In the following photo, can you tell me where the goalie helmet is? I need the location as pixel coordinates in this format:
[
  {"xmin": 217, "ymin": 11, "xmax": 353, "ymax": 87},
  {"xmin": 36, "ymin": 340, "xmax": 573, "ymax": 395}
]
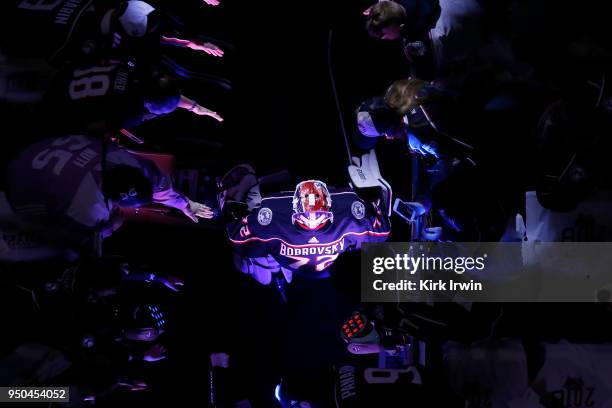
[{"xmin": 292, "ymin": 180, "xmax": 333, "ymax": 231}]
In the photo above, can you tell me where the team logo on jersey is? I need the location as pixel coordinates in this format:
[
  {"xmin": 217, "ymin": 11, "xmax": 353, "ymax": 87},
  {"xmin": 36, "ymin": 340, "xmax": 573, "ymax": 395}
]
[
  {"xmin": 257, "ymin": 207, "xmax": 273, "ymax": 226},
  {"xmin": 351, "ymin": 201, "xmax": 366, "ymax": 220}
]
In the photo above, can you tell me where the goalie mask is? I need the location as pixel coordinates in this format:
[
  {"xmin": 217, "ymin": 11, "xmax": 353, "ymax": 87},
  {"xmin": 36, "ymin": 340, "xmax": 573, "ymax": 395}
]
[{"xmin": 292, "ymin": 180, "xmax": 333, "ymax": 231}]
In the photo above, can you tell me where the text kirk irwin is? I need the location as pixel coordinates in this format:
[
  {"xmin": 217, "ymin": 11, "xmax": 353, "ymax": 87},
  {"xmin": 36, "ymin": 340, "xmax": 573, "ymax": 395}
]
[{"xmin": 372, "ymin": 279, "xmax": 483, "ymax": 292}]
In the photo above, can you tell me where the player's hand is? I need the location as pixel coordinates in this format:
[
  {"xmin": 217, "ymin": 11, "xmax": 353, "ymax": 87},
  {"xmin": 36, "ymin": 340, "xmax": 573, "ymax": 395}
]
[
  {"xmin": 421, "ymin": 226, "xmax": 442, "ymax": 241},
  {"xmin": 183, "ymin": 200, "xmax": 215, "ymax": 222},
  {"xmin": 143, "ymin": 344, "xmax": 167, "ymax": 362},
  {"xmin": 190, "ymin": 105, "xmax": 224, "ymax": 122},
  {"xmin": 348, "ymin": 343, "xmax": 382, "ymax": 355},
  {"xmin": 100, "ymin": 208, "xmax": 125, "ymax": 238},
  {"xmin": 422, "ymin": 143, "xmax": 439, "ymax": 158},
  {"xmin": 118, "ymin": 380, "xmax": 148, "ymax": 391},
  {"xmin": 407, "ymin": 133, "xmax": 438, "ymax": 158},
  {"xmin": 156, "ymin": 275, "xmax": 184, "ymax": 292},
  {"xmin": 406, "ymin": 201, "xmax": 428, "ymax": 221},
  {"xmin": 203, "ymin": 0, "xmax": 220, "ymax": 5},
  {"xmin": 187, "ymin": 41, "xmax": 224, "ymax": 57}
]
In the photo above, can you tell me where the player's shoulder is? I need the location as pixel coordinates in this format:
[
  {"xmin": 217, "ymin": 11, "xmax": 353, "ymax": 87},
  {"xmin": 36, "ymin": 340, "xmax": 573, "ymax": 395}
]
[
  {"xmin": 330, "ymin": 188, "xmax": 366, "ymax": 209},
  {"xmin": 11, "ymin": 0, "xmax": 95, "ymax": 21},
  {"xmin": 330, "ymin": 187, "xmax": 360, "ymax": 201},
  {"xmin": 259, "ymin": 191, "xmax": 294, "ymax": 208},
  {"xmin": 262, "ymin": 191, "xmax": 294, "ymax": 199},
  {"xmin": 329, "ymin": 188, "xmax": 374, "ymax": 225},
  {"xmin": 250, "ymin": 193, "xmax": 293, "ymax": 228}
]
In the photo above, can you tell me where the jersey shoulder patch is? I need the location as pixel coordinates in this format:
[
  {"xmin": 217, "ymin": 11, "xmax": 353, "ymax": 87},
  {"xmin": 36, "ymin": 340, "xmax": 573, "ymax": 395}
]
[
  {"xmin": 257, "ymin": 207, "xmax": 273, "ymax": 226},
  {"xmin": 350, "ymin": 200, "xmax": 366, "ymax": 220}
]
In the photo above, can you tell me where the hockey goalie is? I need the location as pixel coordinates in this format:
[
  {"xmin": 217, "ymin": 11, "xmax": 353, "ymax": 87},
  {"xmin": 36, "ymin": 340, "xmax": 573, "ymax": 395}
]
[{"xmin": 221, "ymin": 150, "xmax": 392, "ymax": 285}]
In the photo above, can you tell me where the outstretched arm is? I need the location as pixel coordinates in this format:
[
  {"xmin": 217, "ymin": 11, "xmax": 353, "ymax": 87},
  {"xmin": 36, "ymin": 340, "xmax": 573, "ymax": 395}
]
[
  {"xmin": 153, "ymin": 182, "xmax": 214, "ymax": 222},
  {"xmin": 142, "ymin": 161, "xmax": 214, "ymax": 222},
  {"xmin": 160, "ymin": 36, "xmax": 224, "ymax": 57},
  {"xmin": 178, "ymin": 95, "xmax": 224, "ymax": 122}
]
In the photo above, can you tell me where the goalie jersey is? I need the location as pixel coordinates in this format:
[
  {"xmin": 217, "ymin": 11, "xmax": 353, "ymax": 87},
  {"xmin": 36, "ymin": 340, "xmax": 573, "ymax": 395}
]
[{"xmin": 227, "ymin": 188, "xmax": 390, "ymax": 280}]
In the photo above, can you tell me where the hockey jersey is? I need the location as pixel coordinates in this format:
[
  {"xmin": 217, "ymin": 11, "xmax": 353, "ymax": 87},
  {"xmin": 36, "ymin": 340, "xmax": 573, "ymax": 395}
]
[
  {"xmin": 0, "ymin": 0, "xmax": 105, "ymax": 62},
  {"xmin": 227, "ymin": 189, "xmax": 390, "ymax": 280},
  {"xmin": 333, "ymin": 363, "xmax": 459, "ymax": 407},
  {"xmin": 43, "ymin": 62, "xmax": 146, "ymax": 132},
  {"xmin": 0, "ymin": 0, "xmax": 159, "ymax": 66},
  {"xmin": 6, "ymin": 135, "xmax": 189, "ymax": 230}
]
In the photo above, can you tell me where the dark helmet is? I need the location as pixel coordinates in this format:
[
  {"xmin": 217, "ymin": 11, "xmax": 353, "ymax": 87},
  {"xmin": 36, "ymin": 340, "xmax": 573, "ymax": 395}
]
[
  {"xmin": 102, "ymin": 164, "xmax": 153, "ymax": 207},
  {"xmin": 143, "ymin": 72, "xmax": 181, "ymax": 115},
  {"xmin": 121, "ymin": 303, "xmax": 167, "ymax": 342}
]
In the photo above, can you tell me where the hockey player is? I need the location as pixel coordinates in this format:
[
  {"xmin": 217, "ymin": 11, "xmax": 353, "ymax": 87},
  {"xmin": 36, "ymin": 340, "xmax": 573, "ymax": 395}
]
[
  {"xmin": 4, "ymin": 135, "xmax": 212, "ymax": 249},
  {"xmin": 41, "ymin": 61, "xmax": 223, "ymax": 135},
  {"xmin": 364, "ymin": 0, "xmax": 526, "ymax": 89},
  {"xmin": 222, "ymin": 150, "xmax": 391, "ymax": 285},
  {"xmin": 0, "ymin": 0, "xmax": 223, "ymax": 65},
  {"xmin": 355, "ymin": 79, "xmax": 475, "ymax": 158}
]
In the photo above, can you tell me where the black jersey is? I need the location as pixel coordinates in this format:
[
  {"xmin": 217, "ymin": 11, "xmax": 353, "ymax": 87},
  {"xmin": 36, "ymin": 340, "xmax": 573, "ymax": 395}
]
[
  {"xmin": 334, "ymin": 363, "xmax": 459, "ymax": 407},
  {"xmin": 0, "ymin": 0, "xmax": 112, "ymax": 63},
  {"xmin": 44, "ymin": 62, "xmax": 145, "ymax": 132}
]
